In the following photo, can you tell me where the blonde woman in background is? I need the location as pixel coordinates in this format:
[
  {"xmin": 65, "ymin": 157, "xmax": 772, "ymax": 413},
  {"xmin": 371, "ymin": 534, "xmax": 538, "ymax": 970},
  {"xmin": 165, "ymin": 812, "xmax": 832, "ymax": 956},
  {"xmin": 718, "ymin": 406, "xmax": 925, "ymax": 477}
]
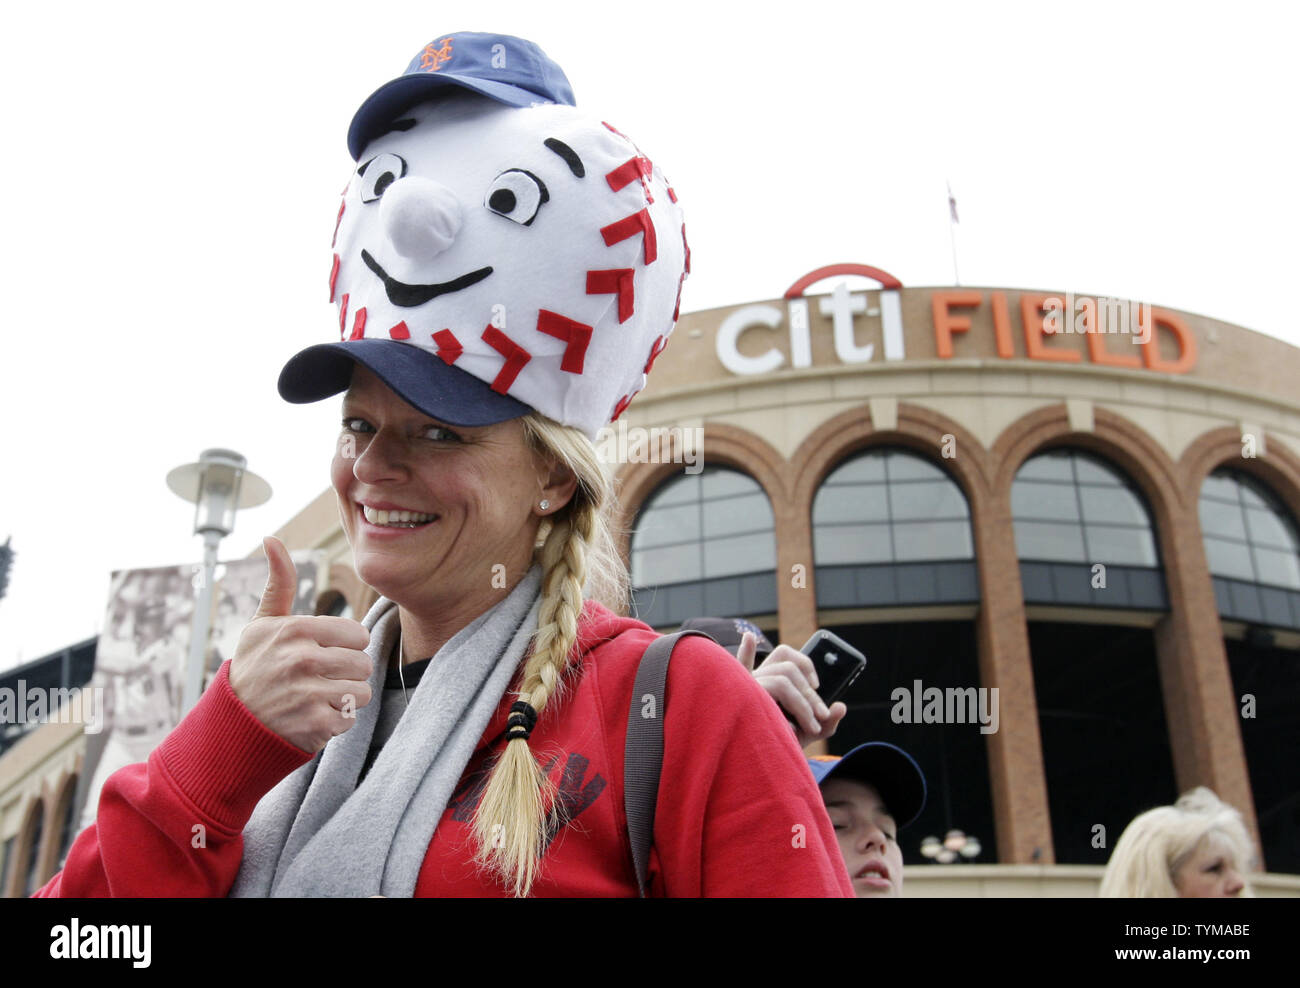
[{"xmin": 1099, "ymin": 787, "xmax": 1255, "ymax": 897}]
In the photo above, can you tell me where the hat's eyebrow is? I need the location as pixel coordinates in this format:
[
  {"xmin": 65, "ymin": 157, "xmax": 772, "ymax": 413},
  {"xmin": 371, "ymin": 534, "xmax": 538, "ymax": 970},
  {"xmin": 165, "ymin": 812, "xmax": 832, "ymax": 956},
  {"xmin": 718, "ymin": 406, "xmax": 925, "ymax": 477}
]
[{"xmin": 544, "ymin": 138, "xmax": 585, "ymax": 178}]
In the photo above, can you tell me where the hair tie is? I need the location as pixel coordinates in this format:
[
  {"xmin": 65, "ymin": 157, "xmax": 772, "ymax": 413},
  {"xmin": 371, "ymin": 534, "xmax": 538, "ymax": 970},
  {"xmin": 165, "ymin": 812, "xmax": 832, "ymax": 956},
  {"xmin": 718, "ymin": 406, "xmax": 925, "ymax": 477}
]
[{"xmin": 506, "ymin": 700, "xmax": 539, "ymax": 741}]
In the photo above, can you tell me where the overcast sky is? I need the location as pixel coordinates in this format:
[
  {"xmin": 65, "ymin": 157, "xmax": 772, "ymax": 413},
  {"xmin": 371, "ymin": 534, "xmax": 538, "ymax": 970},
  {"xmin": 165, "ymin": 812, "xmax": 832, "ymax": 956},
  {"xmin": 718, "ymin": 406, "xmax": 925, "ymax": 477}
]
[{"xmin": 1, "ymin": 0, "xmax": 1296, "ymax": 671}]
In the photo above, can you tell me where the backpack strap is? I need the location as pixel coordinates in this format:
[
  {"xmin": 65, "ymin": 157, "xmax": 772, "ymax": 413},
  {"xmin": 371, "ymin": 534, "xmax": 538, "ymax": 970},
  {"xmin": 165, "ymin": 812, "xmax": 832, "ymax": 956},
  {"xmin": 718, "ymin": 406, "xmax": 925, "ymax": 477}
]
[{"xmin": 624, "ymin": 629, "xmax": 713, "ymax": 898}]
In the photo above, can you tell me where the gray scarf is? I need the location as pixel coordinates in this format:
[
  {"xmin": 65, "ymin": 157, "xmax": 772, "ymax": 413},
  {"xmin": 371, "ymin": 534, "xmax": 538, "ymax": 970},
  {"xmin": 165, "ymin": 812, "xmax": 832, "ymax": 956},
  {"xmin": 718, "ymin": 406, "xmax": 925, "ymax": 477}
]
[{"xmin": 229, "ymin": 566, "xmax": 542, "ymax": 897}]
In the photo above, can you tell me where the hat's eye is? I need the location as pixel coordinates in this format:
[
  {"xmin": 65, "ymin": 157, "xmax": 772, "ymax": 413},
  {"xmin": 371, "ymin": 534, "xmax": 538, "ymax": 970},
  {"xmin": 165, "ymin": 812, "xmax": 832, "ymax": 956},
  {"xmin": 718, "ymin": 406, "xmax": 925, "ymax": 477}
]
[
  {"xmin": 357, "ymin": 153, "xmax": 407, "ymax": 202},
  {"xmin": 485, "ymin": 169, "xmax": 549, "ymax": 226}
]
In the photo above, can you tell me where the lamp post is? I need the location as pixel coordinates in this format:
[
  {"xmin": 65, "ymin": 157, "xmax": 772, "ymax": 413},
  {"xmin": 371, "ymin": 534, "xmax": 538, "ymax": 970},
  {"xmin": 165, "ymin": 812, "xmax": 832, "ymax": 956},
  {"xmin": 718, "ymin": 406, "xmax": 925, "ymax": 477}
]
[
  {"xmin": 167, "ymin": 449, "xmax": 271, "ymax": 713},
  {"xmin": 920, "ymin": 829, "xmax": 982, "ymax": 864},
  {"xmin": 0, "ymin": 536, "xmax": 13, "ymax": 602}
]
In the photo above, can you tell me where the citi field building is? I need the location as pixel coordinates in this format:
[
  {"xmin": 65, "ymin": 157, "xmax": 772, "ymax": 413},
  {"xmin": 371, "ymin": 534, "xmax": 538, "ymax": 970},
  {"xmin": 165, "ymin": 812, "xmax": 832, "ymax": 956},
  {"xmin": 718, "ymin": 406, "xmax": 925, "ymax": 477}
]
[
  {"xmin": 274, "ymin": 264, "xmax": 1300, "ymax": 891},
  {"xmin": 611, "ymin": 265, "xmax": 1299, "ymax": 889}
]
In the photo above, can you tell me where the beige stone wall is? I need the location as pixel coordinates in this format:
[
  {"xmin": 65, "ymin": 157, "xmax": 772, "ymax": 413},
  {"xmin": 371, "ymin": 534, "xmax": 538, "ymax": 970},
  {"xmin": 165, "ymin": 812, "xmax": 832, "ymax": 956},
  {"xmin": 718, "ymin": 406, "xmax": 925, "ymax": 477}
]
[
  {"xmin": 906, "ymin": 865, "xmax": 1300, "ymax": 897},
  {"xmin": 621, "ymin": 359, "xmax": 1300, "ymax": 469}
]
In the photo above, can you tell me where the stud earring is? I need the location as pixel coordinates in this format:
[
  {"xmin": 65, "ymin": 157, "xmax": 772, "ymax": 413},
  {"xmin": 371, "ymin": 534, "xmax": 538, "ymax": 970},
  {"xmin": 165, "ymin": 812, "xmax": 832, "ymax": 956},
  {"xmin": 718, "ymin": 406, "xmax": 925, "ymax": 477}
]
[{"xmin": 539, "ymin": 499, "xmax": 550, "ymax": 511}]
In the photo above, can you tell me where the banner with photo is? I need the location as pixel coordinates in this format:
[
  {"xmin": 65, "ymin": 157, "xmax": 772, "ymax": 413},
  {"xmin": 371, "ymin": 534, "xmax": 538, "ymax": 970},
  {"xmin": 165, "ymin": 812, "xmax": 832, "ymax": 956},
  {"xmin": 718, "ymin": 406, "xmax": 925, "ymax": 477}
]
[{"xmin": 74, "ymin": 552, "xmax": 326, "ymax": 831}]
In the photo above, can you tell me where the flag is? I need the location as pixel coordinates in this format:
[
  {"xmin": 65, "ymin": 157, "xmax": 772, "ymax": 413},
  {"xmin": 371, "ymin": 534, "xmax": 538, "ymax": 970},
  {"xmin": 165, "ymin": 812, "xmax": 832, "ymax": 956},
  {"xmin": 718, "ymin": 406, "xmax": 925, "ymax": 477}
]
[{"xmin": 948, "ymin": 182, "xmax": 959, "ymax": 224}]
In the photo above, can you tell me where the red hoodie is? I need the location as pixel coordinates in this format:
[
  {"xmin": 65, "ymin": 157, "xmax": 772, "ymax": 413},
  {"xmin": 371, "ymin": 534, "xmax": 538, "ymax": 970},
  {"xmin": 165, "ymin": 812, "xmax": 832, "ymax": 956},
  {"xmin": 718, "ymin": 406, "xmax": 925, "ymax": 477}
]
[{"xmin": 36, "ymin": 600, "xmax": 853, "ymax": 897}]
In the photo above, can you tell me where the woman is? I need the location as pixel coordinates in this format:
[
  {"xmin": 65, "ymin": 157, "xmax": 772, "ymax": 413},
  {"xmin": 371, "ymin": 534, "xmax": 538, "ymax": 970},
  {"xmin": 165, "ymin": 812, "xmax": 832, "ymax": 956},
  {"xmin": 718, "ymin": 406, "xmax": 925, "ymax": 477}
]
[
  {"xmin": 36, "ymin": 31, "xmax": 851, "ymax": 898},
  {"xmin": 1099, "ymin": 787, "xmax": 1255, "ymax": 898}
]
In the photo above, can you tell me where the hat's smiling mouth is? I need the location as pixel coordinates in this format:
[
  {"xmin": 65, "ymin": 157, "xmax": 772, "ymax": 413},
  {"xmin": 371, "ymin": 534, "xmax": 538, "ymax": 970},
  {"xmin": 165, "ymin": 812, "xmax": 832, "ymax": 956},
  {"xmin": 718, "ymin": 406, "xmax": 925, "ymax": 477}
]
[{"xmin": 361, "ymin": 249, "xmax": 493, "ymax": 307}]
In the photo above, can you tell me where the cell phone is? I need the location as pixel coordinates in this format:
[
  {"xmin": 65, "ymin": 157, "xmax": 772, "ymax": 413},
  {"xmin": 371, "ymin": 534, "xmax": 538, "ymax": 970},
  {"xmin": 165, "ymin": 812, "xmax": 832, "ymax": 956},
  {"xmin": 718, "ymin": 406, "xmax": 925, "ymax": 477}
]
[{"xmin": 799, "ymin": 630, "xmax": 867, "ymax": 707}]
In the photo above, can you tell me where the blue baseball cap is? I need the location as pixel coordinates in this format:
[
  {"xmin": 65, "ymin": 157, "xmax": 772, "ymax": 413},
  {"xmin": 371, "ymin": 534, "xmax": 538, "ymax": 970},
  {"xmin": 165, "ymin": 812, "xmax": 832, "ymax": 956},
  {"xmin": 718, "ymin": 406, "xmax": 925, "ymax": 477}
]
[
  {"xmin": 347, "ymin": 32, "xmax": 577, "ymax": 159},
  {"xmin": 808, "ymin": 742, "xmax": 927, "ymax": 829},
  {"xmin": 278, "ymin": 339, "xmax": 531, "ymax": 427}
]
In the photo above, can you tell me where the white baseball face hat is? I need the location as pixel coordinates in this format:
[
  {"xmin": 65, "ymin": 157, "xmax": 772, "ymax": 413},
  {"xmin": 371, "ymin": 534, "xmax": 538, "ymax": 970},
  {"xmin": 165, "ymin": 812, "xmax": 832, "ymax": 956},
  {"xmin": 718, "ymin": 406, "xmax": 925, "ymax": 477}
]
[{"xmin": 279, "ymin": 37, "xmax": 688, "ymax": 440}]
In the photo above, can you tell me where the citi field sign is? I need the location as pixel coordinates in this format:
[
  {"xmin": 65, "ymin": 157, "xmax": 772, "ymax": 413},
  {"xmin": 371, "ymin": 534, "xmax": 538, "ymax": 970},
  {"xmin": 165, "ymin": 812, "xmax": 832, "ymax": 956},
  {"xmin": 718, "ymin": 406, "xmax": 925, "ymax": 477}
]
[{"xmin": 713, "ymin": 264, "xmax": 1197, "ymax": 376}]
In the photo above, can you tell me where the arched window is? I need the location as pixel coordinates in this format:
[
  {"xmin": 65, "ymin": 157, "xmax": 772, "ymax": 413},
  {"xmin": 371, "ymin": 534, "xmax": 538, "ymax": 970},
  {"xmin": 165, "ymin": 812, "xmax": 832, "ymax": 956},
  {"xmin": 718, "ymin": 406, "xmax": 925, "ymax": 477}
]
[
  {"xmin": 630, "ymin": 467, "xmax": 776, "ymax": 627},
  {"xmin": 56, "ymin": 776, "xmax": 80, "ymax": 868},
  {"xmin": 811, "ymin": 453, "xmax": 987, "ymax": 852},
  {"xmin": 1012, "ymin": 449, "xmax": 1166, "ymax": 609},
  {"xmin": 21, "ymin": 800, "xmax": 45, "ymax": 897},
  {"xmin": 0, "ymin": 836, "xmax": 14, "ymax": 897},
  {"xmin": 1200, "ymin": 469, "xmax": 1300, "ymax": 629},
  {"xmin": 811, "ymin": 448, "xmax": 977, "ymax": 608}
]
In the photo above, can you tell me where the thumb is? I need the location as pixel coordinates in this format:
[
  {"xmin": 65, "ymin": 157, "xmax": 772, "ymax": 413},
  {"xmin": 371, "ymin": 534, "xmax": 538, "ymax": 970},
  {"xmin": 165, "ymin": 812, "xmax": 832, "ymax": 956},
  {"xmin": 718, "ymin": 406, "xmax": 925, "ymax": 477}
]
[
  {"xmin": 736, "ymin": 631, "xmax": 757, "ymax": 672},
  {"xmin": 255, "ymin": 536, "xmax": 299, "ymax": 619}
]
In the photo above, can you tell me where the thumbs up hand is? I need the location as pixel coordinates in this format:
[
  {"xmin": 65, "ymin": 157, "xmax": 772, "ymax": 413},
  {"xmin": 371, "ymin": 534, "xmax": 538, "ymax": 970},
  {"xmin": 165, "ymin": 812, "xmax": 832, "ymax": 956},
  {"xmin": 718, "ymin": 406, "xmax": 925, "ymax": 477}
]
[{"xmin": 227, "ymin": 536, "xmax": 373, "ymax": 753}]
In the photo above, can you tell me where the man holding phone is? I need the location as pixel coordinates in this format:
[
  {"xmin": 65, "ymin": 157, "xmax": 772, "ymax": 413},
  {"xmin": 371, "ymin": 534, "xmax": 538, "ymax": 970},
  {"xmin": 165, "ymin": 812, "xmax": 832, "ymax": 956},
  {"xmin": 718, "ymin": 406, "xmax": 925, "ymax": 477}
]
[{"xmin": 678, "ymin": 618, "xmax": 848, "ymax": 745}]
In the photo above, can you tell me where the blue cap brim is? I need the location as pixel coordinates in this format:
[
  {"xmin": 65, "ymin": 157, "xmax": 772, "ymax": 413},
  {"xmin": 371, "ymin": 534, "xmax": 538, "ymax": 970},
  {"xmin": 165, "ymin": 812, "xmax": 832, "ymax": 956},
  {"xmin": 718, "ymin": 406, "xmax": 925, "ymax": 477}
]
[
  {"xmin": 277, "ymin": 339, "xmax": 531, "ymax": 427},
  {"xmin": 808, "ymin": 742, "xmax": 927, "ymax": 829},
  {"xmin": 348, "ymin": 74, "xmax": 552, "ymax": 159}
]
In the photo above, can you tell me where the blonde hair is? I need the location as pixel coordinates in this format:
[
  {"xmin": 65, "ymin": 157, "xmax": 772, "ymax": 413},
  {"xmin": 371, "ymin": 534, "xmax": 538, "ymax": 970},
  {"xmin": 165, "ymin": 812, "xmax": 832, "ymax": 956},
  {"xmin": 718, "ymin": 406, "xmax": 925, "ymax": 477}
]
[
  {"xmin": 1099, "ymin": 787, "xmax": 1255, "ymax": 897},
  {"xmin": 470, "ymin": 413, "xmax": 628, "ymax": 896}
]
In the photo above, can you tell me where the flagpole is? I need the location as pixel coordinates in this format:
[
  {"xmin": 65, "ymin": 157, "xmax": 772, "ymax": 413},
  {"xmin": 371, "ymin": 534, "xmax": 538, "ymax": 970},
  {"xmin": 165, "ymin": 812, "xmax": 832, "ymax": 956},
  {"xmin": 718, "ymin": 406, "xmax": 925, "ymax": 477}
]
[{"xmin": 947, "ymin": 181, "xmax": 960, "ymax": 286}]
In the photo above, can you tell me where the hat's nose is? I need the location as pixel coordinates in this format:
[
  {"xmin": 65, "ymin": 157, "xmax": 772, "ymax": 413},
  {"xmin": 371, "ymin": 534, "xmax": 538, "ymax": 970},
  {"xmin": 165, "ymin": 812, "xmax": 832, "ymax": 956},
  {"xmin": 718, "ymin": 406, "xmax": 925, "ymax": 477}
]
[{"xmin": 379, "ymin": 176, "xmax": 463, "ymax": 262}]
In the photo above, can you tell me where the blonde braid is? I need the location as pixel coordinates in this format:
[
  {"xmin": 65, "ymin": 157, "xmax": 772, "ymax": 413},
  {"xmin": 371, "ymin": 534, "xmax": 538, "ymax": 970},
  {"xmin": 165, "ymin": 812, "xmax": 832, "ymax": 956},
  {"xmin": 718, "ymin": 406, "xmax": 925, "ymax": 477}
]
[{"xmin": 471, "ymin": 493, "xmax": 598, "ymax": 897}]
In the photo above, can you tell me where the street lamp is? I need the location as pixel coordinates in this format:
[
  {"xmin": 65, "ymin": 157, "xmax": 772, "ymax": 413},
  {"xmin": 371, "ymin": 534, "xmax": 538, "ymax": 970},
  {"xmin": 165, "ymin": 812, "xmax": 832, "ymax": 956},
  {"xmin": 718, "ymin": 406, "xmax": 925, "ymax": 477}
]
[
  {"xmin": 166, "ymin": 449, "xmax": 271, "ymax": 712},
  {"xmin": 920, "ymin": 829, "xmax": 982, "ymax": 864},
  {"xmin": 0, "ymin": 536, "xmax": 13, "ymax": 602}
]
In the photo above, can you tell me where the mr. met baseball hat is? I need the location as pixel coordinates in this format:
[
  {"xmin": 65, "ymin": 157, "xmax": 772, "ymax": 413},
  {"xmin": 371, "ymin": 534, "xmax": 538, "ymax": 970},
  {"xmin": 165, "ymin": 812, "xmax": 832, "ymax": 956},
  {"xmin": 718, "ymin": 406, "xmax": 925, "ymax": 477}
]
[{"xmin": 281, "ymin": 31, "xmax": 688, "ymax": 442}]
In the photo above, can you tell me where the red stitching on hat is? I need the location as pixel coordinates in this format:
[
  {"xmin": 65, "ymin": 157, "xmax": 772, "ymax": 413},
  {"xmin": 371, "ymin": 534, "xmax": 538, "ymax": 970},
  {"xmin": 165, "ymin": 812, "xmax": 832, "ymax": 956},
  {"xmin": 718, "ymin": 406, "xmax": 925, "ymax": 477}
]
[
  {"xmin": 606, "ymin": 156, "xmax": 654, "ymax": 203},
  {"xmin": 644, "ymin": 335, "xmax": 668, "ymax": 374},
  {"xmin": 432, "ymin": 329, "xmax": 462, "ymax": 365},
  {"xmin": 611, "ymin": 388, "xmax": 640, "ymax": 421},
  {"xmin": 671, "ymin": 224, "xmax": 691, "ymax": 321},
  {"xmin": 339, "ymin": 294, "xmax": 349, "ymax": 341},
  {"xmin": 537, "ymin": 310, "xmax": 593, "ymax": 374},
  {"xmin": 585, "ymin": 269, "xmax": 635, "ymax": 323},
  {"xmin": 601, "ymin": 209, "xmax": 657, "ymax": 265},
  {"xmin": 389, "ymin": 321, "xmax": 410, "ymax": 340},
  {"xmin": 332, "ymin": 200, "xmax": 346, "ymax": 249},
  {"xmin": 329, "ymin": 253, "xmax": 340, "ymax": 303},
  {"xmin": 349, "ymin": 307, "xmax": 367, "ymax": 341},
  {"xmin": 667, "ymin": 187, "xmax": 678, "ymax": 204},
  {"xmin": 601, "ymin": 122, "xmax": 651, "ymax": 166},
  {"xmin": 482, "ymin": 325, "xmax": 531, "ymax": 394}
]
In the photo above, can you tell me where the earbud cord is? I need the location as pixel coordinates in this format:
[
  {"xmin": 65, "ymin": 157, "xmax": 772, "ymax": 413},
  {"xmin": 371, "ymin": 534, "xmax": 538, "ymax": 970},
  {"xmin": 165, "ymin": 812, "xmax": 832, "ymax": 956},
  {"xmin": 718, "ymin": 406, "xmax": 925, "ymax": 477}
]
[{"xmin": 397, "ymin": 628, "xmax": 409, "ymax": 708}]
